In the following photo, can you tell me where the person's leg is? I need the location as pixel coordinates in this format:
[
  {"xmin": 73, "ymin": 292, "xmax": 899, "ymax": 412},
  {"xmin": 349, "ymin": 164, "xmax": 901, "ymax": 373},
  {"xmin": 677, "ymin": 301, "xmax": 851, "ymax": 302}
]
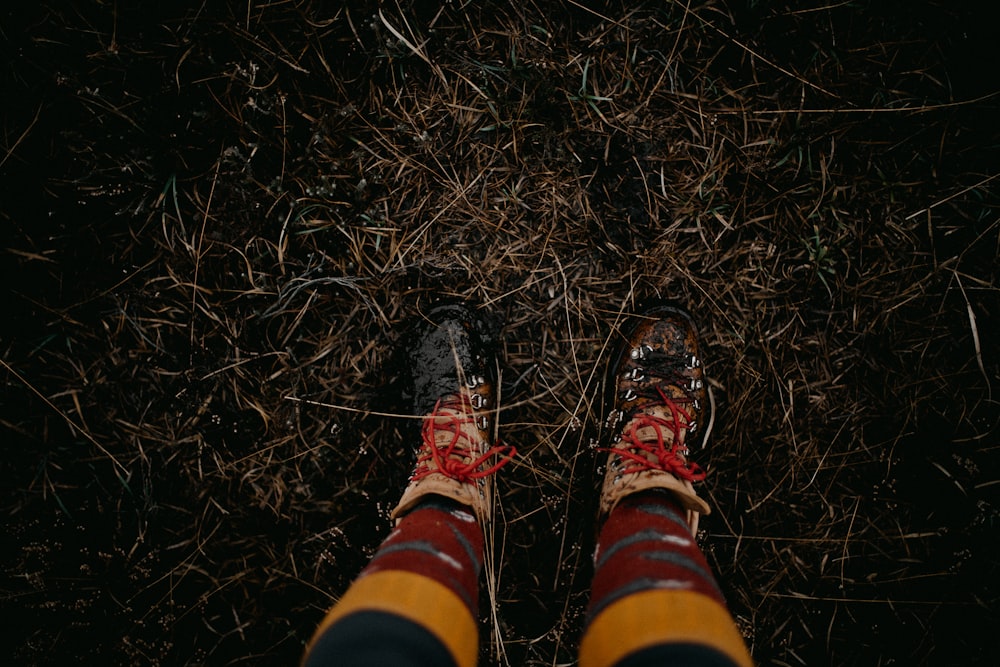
[
  {"xmin": 580, "ymin": 305, "xmax": 753, "ymax": 667},
  {"xmin": 303, "ymin": 303, "xmax": 514, "ymax": 667},
  {"xmin": 304, "ymin": 498, "xmax": 483, "ymax": 667},
  {"xmin": 582, "ymin": 490, "xmax": 751, "ymax": 667}
]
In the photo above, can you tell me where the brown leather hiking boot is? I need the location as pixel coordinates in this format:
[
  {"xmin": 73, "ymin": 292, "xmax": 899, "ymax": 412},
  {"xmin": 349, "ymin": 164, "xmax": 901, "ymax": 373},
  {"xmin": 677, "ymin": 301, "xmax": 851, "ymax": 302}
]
[
  {"xmin": 390, "ymin": 303, "xmax": 515, "ymax": 525},
  {"xmin": 599, "ymin": 304, "xmax": 712, "ymax": 535}
]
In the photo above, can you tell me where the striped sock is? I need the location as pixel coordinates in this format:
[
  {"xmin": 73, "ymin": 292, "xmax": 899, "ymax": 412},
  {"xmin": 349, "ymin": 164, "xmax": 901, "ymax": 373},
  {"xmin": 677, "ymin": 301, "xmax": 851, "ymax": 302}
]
[
  {"xmin": 581, "ymin": 491, "xmax": 753, "ymax": 667},
  {"xmin": 363, "ymin": 497, "xmax": 482, "ymax": 611},
  {"xmin": 304, "ymin": 498, "xmax": 482, "ymax": 667}
]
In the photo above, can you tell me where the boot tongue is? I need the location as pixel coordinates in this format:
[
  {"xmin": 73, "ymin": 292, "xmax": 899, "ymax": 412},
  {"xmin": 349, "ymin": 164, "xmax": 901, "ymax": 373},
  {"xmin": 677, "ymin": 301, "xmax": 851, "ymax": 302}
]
[
  {"xmin": 634, "ymin": 405, "xmax": 685, "ymax": 446},
  {"xmin": 427, "ymin": 395, "xmax": 484, "ymax": 452},
  {"xmin": 626, "ymin": 381, "xmax": 690, "ymax": 417}
]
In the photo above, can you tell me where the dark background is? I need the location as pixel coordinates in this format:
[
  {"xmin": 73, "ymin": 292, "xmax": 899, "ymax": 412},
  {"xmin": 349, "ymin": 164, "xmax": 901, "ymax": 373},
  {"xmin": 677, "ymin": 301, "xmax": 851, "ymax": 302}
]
[{"xmin": 2, "ymin": 1, "xmax": 998, "ymax": 664}]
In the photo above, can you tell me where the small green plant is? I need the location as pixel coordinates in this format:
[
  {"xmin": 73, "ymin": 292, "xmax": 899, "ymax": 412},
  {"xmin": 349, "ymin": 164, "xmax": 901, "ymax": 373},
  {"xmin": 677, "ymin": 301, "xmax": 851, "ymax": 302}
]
[
  {"xmin": 804, "ymin": 224, "xmax": 836, "ymax": 296},
  {"xmin": 568, "ymin": 57, "xmax": 613, "ymax": 116}
]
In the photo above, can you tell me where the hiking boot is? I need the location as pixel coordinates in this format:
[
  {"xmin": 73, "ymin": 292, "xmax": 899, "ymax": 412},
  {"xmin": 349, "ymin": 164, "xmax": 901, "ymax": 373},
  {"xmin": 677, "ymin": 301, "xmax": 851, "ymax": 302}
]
[
  {"xmin": 599, "ymin": 304, "xmax": 712, "ymax": 534},
  {"xmin": 390, "ymin": 302, "xmax": 515, "ymax": 525}
]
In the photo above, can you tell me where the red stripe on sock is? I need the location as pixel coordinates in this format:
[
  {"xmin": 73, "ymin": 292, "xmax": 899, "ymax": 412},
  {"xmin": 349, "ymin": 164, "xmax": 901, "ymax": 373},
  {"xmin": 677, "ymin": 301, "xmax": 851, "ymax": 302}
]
[
  {"xmin": 589, "ymin": 491, "xmax": 724, "ymax": 617},
  {"xmin": 364, "ymin": 501, "xmax": 483, "ymax": 615}
]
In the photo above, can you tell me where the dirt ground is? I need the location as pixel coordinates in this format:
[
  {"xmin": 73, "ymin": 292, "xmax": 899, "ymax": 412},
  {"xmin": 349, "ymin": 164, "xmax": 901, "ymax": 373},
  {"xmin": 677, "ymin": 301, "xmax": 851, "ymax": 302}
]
[{"xmin": 2, "ymin": 1, "xmax": 998, "ymax": 664}]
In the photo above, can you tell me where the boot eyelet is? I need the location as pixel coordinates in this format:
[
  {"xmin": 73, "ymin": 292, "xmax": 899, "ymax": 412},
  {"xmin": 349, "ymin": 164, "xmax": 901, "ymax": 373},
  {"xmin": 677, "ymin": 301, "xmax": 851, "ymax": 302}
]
[
  {"xmin": 623, "ymin": 367, "xmax": 645, "ymax": 381},
  {"xmin": 470, "ymin": 393, "xmax": 486, "ymax": 409},
  {"xmin": 629, "ymin": 345, "xmax": 652, "ymax": 361}
]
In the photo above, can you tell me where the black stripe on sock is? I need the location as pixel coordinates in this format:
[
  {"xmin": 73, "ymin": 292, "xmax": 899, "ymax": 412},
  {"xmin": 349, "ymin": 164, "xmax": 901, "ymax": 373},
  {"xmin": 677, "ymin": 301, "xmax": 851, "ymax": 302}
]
[
  {"xmin": 304, "ymin": 610, "xmax": 459, "ymax": 667},
  {"xmin": 614, "ymin": 642, "xmax": 743, "ymax": 667}
]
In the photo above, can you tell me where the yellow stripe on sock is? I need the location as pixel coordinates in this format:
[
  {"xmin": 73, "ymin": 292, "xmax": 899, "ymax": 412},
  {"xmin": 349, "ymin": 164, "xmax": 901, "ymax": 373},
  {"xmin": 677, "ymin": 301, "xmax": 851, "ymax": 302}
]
[
  {"xmin": 580, "ymin": 589, "xmax": 753, "ymax": 667},
  {"xmin": 305, "ymin": 570, "xmax": 478, "ymax": 667}
]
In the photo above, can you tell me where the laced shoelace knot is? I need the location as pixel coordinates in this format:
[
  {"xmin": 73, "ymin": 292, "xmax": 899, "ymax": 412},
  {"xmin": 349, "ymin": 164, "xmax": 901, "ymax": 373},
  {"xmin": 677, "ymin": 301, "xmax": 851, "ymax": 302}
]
[
  {"xmin": 411, "ymin": 394, "xmax": 515, "ymax": 484},
  {"xmin": 609, "ymin": 354, "xmax": 706, "ymax": 482}
]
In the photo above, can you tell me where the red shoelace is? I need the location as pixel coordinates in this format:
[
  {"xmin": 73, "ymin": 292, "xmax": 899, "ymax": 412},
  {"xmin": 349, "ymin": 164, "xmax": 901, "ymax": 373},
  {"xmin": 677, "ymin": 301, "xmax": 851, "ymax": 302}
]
[
  {"xmin": 609, "ymin": 389, "xmax": 706, "ymax": 482},
  {"xmin": 411, "ymin": 395, "xmax": 516, "ymax": 484}
]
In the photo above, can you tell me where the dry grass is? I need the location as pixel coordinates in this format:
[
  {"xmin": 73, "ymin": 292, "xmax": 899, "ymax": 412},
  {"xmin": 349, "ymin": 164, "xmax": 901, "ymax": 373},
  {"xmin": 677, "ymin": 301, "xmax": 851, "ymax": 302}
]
[{"xmin": 2, "ymin": 1, "xmax": 998, "ymax": 664}]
